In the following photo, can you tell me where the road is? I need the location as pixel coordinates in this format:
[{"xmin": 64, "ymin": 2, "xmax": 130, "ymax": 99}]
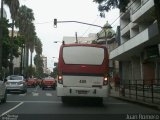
[{"xmin": 0, "ymin": 86, "xmax": 159, "ymax": 120}]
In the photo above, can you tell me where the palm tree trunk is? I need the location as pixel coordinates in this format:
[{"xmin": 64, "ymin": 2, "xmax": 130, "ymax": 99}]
[
  {"xmin": 25, "ymin": 46, "xmax": 29, "ymax": 78},
  {"xmin": 9, "ymin": 19, "xmax": 14, "ymax": 75},
  {"xmin": 30, "ymin": 52, "xmax": 33, "ymax": 68},
  {"xmin": 20, "ymin": 45, "xmax": 24, "ymax": 75}
]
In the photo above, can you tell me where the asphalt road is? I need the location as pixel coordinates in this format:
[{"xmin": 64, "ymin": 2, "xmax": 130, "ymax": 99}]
[{"xmin": 0, "ymin": 86, "xmax": 159, "ymax": 120}]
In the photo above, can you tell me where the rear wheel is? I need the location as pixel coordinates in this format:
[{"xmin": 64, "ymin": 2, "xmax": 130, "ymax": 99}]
[
  {"xmin": 96, "ymin": 98, "xmax": 103, "ymax": 105},
  {"xmin": 61, "ymin": 96, "xmax": 69, "ymax": 103},
  {"xmin": 22, "ymin": 88, "xmax": 27, "ymax": 93}
]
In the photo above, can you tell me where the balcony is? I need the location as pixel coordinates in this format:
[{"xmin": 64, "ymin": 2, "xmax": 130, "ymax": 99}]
[
  {"xmin": 121, "ymin": 23, "xmax": 130, "ymax": 37},
  {"xmin": 110, "ymin": 22, "xmax": 159, "ymax": 60},
  {"xmin": 131, "ymin": 0, "xmax": 154, "ymax": 23}
]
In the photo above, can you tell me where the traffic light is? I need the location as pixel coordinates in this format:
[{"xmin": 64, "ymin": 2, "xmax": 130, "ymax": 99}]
[{"xmin": 54, "ymin": 19, "xmax": 57, "ymax": 28}]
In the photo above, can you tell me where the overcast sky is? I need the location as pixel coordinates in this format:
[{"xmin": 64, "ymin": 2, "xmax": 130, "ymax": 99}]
[{"xmin": 2, "ymin": 0, "xmax": 119, "ymax": 70}]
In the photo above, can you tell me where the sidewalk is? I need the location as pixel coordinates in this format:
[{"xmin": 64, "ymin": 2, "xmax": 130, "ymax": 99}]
[{"xmin": 110, "ymin": 87, "xmax": 160, "ymax": 110}]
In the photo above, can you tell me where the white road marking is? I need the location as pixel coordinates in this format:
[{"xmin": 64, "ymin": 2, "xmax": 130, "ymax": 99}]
[
  {"xmin": 7, "ymin": 101, "xmax": 62, "ymax": 104},
  {"xmin": 0, "ymin": 102, "xmax": 24, "ymax": 117},
  {"xmin": 32, "ymin": 92, "xmax": 39, "ymax": 96},
  {"xmin": 33, "ymin": 86, "xmax": 38, "ymax": 92},
  {"xmin": 19, "ymin": 94, "xmax": 26, "ymax": 96},
  {"xmin": 46, "ymin": 93, "xmax": 52, "ymax": 96},
  {"xmin": 107, "ymin": 102, "xmax": 128, "ymax": 105}
]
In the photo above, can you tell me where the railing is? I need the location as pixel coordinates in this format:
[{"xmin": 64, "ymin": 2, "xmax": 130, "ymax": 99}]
[{"xmin": 119, "ymin": 79, "xmax": 160, "ymax": 105}]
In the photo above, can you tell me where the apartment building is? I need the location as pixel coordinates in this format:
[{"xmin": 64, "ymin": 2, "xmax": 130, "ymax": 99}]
[{"xmin": 110, "ymin": 0, "xmax": 160, "ymax": 84}]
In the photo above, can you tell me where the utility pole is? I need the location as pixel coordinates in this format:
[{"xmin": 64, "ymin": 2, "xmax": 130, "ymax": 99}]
[
  {"xmin": 0, "ymin": 0, "xmax": 4, "ymax": 77},
  {"xmin": 75, "ymin": 32, "xmax": 78, "ymax": 43}
]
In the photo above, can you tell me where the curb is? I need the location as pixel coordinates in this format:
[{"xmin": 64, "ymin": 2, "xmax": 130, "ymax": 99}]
[{"xmin": 110, "ymin": 95, "xmax": 160, "ymax": 110}]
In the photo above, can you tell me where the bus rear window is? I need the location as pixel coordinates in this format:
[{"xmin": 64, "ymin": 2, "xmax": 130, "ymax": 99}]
[{"xmin": 62, "ymin": 46, "xmax": 104, "ymax": 65}]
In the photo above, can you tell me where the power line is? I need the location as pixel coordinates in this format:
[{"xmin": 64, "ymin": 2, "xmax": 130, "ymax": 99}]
[
  {"xmin": 34, "ymin": 20, "xmax": 53, "ymax": 25},
  {"xmin": 33, "ymin": 0, "xmax": 136, "ymax": 31},
  {"xmin": 80, "ymin": 16, "xmax": 99, "ymax": 37},
  {"xmin": 110, "ymin": 0, "xmax": 136, "ymax": 26}
]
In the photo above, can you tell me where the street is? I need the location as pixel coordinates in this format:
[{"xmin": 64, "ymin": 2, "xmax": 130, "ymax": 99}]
[{"xmin": 0, "ymin": 86, "xmax": 159, "ymax": 120}]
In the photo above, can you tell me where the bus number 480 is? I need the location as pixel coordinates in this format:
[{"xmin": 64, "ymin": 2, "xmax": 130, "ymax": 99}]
[{"xmin": 79, "ymin": 80, "xmax": 86, "ymax": 83}]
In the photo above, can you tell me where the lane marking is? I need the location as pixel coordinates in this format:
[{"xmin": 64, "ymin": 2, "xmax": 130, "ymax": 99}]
[
  {"xmin": 19, "ymin": 94, "xmax": 26, "ymax": 96},
  {"xmin": 33, "ymin": 86, "xmax": 38, "ymax": 92},
  {"xmin": 32, "ymin": 92, "xmax": 39, "ymax": 96},
  {"xmin": 106, "ymin": 103, "xmax": 128, "ymax": 105},
  {"xmin": 46, "ymin": 93, "xmax": 52, "ymax": 96},
  {"xmin": 0, "ymin": 102, "xmax": 24, "ymax": 117},
  {"xmin": 7, "ymin": 101, "xmax": 62, "ymax": 104}
]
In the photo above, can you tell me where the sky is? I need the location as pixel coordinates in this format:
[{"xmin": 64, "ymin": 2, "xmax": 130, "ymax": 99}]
[{"xmin": 2, "ymin": 0, "xmax": 119, "ymax": 71}]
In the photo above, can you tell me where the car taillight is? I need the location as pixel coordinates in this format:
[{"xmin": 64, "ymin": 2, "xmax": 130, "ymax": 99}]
[
  {"xmin": 103, "ymin": 77, "xmax": 108, "ymax": 85},
  {"xmin": 58, "ymin": 75, "xmax": 63, "ymax": 84}
]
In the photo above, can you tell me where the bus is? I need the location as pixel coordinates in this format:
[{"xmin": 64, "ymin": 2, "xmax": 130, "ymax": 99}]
[{"xmin": 57, "ymin": 43, "xmax": 110, "ymax": 104}]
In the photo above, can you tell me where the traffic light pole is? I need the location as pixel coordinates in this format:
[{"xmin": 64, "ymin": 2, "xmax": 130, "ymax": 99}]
[{"xmin": 54, "ymin": 19, "xmax": 112, "ymax": 29}]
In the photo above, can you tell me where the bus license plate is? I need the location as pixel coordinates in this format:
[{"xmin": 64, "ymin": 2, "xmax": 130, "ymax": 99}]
[{"xmin": 75, "ymin": 90, "xmax": 89, "ymax": 94}]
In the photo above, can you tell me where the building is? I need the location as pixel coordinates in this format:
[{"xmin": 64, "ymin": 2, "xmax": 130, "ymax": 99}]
[
  {"xmin": 96, "ymin": 22, "xmax": 119, "ymax": 77},
  {"xmin": 110, "ymin": 0, "xmax": 160, "ymax": 84},
  {"xmin": 63, "ymin": 33, "xmax": 97, "ymax": 44}
]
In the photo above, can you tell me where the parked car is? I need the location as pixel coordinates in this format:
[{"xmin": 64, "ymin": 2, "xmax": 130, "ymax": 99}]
[
  {"xmin": 41, "ymin": 77, "xmax": 56, "ymax": 90},
  {"xmin": 5, "ymin": 75, "xmax": 27, "ymax": 93},
  {"xmin": 0, "ymin": 78, "xmax": 7, "ymax": 103},
  {"xmin": 27, "ymin": 78, "xmax": 37, "ymax": 87}
]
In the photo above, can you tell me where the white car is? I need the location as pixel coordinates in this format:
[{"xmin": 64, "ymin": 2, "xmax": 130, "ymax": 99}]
[
  {"xmin": 6, "ymin": 75, "xmax": 27, "ymax": 93},
  {"xmin": 0, "ymin": 78, "xmax": 7, "ymax": 103}
]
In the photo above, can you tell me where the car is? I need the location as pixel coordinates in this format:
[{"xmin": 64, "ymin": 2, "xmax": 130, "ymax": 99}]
[
  {"xmin": 0, "ymin": 78, "xmax": 7, "ymax": 103},
  {"xmin": 5, "ymin": 75, "xmax": 27, "ymax": 93},
  {"xmin": 27, "ymin": 78, "xmax": 37, "ymax": 87},
  {"xmin": 41, "ymin": 77, "xmax": 56, "ymax": 90}
]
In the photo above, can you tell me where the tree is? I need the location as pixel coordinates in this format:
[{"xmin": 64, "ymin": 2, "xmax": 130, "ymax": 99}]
[
  {"xmin": 1, "ymin": 18, "xmax": 23, "ymax": 76},
  {"xmin": 94, "ymin": 0, "xmax": 160, "ymax": 37},
  {"xmin": 15, "ymin": 5, "xmax": 35, "ymax": 77},
  {"xmin": 34, "ymin": 37, "xmax": 43, "ymax": 78},
  {"xmin": 4, "ymin": 0, "xmax": 20, "ymax": 74},
  {"xmin": 34, "ymin": 54, "xmax": 43, "ymax": 78},
  {"xmin": 93, "ymin": 0, "xmax": 129, "ymax": 13}
]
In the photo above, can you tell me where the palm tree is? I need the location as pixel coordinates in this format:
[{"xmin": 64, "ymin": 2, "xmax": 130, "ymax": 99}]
[
  {"xmin": 15, "ymin": 5, "xmax": 35, "ymax": 77},
  {"xmin": 4, "ymin": 0, "xmax": 20, "ymax": 74},
  {"xmin": 34, "ymin": 37, "xmax": 43, "ymax": 78},
  {"xmin": 35, "ymin": 37, "xmax": 42, "ymax": 55}
]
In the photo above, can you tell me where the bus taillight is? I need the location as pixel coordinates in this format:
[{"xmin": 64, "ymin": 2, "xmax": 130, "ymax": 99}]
[
  {"xmin": 103, "ymin": 77, "xmax": 108, "ymax": 85},
  {"xmin": 58, "ymin": 75, "xmax": 63, "ymax": 84}
]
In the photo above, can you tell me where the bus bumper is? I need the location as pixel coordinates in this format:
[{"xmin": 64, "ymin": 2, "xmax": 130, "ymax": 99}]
[{"xmin": 57, "ymin": 85, "xmax": 109, "ymax": 98}]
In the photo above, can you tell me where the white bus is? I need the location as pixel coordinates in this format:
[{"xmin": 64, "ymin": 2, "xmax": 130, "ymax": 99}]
[{"xmin": 57, "ymin": 43, "xmax": 110, "ymax": 104}]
